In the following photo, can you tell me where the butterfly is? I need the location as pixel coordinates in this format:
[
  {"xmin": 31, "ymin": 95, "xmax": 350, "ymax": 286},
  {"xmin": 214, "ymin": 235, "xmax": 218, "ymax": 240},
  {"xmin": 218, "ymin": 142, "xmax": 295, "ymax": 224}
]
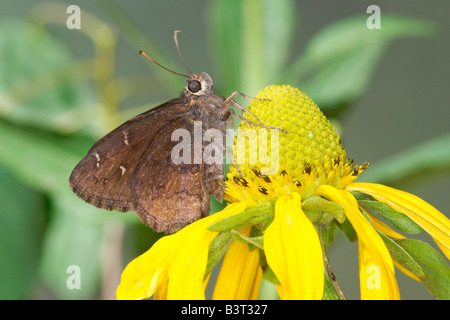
[{"xmin": 69, "ymin": 32, "xmax": 282, "ymax": 233}]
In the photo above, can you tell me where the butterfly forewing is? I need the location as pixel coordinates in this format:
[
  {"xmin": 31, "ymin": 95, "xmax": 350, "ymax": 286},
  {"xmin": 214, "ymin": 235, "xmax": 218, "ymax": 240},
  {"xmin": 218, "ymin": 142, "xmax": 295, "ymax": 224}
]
[{"xmin": 70, "ymin": 98, "xmax": 215, "ymax": 232}]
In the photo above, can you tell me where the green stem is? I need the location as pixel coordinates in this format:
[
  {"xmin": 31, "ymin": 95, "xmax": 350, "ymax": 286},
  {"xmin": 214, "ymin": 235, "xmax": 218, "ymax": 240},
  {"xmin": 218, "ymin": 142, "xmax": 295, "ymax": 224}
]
[
  {"xmin": 320, "ymin": 224, "xmax": 346, "ymax": 300},
  {"xmin": 242, "ymin": 0, "xmax": 263, "ymax": 95}
]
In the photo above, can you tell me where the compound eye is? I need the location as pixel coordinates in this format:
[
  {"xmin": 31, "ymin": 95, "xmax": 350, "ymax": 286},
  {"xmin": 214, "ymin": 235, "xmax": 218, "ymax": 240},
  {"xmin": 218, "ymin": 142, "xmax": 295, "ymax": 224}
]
[{"xmin": 188, "ymin": 80, "xmax": 201, "ymax": 93}]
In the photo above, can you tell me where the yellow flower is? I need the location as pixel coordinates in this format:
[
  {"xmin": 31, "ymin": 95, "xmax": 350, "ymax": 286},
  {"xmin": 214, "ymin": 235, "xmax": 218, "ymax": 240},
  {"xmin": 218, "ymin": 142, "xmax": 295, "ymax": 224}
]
[{"xmin": 116, "ymin": 84, "xmax": 450, "ymax": 300}]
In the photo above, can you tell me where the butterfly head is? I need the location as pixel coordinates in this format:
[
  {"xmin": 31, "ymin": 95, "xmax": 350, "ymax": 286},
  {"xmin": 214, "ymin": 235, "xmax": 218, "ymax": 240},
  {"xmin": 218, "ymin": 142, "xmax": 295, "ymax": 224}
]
[{"xmin": 185, "ymin": 72, "xmax": 213, "ymax": 96}]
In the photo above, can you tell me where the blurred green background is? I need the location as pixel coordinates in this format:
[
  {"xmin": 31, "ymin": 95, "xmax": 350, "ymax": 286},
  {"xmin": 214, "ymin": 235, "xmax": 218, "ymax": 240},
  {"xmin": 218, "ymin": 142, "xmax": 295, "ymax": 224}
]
[{"xmin": 0, "ymin": 0, "xmax": 448, "ymax": 299}]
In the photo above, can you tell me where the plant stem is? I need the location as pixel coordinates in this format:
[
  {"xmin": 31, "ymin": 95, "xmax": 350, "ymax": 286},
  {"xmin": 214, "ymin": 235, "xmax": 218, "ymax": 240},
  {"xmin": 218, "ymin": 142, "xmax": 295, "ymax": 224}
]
[
  {"xmin": 320, "ymin": 223, "xmax": 346, "ymax": 300},
  {"xmin": 242, "ymin": 0, "xmax": 263, "ymax": 96}
]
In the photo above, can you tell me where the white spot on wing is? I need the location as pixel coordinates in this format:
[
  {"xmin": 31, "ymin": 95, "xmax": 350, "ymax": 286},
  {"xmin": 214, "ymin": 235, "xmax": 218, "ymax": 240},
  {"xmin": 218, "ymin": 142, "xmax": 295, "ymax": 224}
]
[
  {"xmin": 119, "ymin": 165, "xmax": 126, "ymax": 175},
  {"xmin": 123, "ymin": 132, "xmax": 129, "ymax": 146},
  {"xmin": 94, "ymin": 153, "xmax": 100, "ymax": 167}
]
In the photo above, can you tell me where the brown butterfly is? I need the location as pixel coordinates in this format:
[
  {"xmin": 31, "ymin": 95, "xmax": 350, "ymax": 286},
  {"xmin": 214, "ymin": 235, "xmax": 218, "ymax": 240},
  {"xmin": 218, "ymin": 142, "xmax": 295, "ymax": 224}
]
[{"xmin": 69, "ymin": 32, "xmax": 279, "ymax": 234}]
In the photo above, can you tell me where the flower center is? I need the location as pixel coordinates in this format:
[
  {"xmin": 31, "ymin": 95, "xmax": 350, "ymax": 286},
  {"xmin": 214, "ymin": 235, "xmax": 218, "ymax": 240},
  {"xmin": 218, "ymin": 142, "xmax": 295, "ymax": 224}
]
[{"xmin": 225, "ymin": 85, "xmax": 368, "ymax": 205}]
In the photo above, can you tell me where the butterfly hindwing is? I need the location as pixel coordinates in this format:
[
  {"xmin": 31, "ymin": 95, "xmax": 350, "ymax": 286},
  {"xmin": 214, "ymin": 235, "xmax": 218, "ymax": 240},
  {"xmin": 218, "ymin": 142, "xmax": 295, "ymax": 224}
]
[{"xmin": 131, "ymin": 135, "xmax": 211, "ymax": 233}]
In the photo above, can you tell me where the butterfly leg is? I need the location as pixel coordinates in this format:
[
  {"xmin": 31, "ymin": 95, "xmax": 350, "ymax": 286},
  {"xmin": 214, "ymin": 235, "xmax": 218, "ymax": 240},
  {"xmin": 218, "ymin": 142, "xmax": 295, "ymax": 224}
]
[
  {"xmin": 221, "ymin": 92, "xmax": 288, "ymax": 133},
  {"xmin": 220, "ymin": 91, "xmax": 269, "ymax": 124},
  {"xmin": 225, "ymin": 145, "xmax": 243, "ymax": 178},
  {"xmin": 227, "ymin": 109, "xmax": 288, "ymax": 133}
]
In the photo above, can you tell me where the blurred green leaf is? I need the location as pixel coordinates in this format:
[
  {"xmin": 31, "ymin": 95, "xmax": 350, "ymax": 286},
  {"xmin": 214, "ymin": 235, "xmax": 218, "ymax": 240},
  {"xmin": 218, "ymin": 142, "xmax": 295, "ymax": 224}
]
[
  {"xmin": 0, "ymin": 119, "xmax": 132, "ymax": 299},
  {"xmin": 359, "ymin": 133, "xmax": 450, "ymax": 185},
  {"xmin": 93, "ymin": 0, "xmax": 182, "ymax": 93},
  {"xmin": 395, "ymin": 239, "xmax": 450, "ymax": 300},
  {"xmin": 0, "ymin": 170, "xmax": 45, "ymax": 299},
  {"xmin": 39, "ymin": 196, "xmax": 104, "ymax": 299},
  {"xmin": 284, "ymin": 15, "xmax": 435, "ymax": 109},
  {"xmin": 0, "ymin": 120, "xmax": 93, "ymax": 196},
  {"xmin": 207, "ymin": 0, "xmax": 295, "ymax": 96},
  {"xmin": 0, "ymin": 19, "xmax": 99, "ymax": 135}
]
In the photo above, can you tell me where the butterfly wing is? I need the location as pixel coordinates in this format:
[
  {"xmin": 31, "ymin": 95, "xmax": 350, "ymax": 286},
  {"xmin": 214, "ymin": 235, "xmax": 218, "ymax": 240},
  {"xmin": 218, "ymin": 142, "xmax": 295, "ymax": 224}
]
[
  {"xmin": 130, "ymin": 127, "xmax": 212, "ymax": 233},
  {"xmin": 69, "ymin": 98, "xmax": 222, "ymax": 233}
]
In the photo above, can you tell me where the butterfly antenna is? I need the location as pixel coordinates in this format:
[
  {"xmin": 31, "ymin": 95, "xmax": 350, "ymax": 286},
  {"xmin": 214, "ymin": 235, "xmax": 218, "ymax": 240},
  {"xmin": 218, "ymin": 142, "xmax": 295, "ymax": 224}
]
[
  {"xmin": 174, "ymin": 30, "xmax": 193, "ymax": 75},
  {"xmin": 139, "ymin": 50, "xmax": 189, "ymax": 78}
]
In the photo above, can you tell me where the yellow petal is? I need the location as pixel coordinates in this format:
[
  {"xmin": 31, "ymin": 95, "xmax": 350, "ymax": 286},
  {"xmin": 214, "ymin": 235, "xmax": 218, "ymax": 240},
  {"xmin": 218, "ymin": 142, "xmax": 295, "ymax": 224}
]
[
  {"xmin": 347, "ymin": 182, "xmax": 450, "ymax": 260},
  {"xmin": 213, "ymin": 226, "xmax": 263, "ymax": 300},
  {"xmin": 264, "ymin": 193, "xmax": 324, "ymax": 300},
  {"xmin": 116, "ymin": 201, "xmax": 248, "ymax": 300},
  {"xmin": 316, "ymin": 185, "xmax": 400, "ymax": 299},
  {"xmin": 167, "ymin": 201, "xmax": 249, "ymax": 299},
  {"xmin": 116, "ymin": 234, "xmax": 178, "ymax": 300},
  {"xmin": 153, "ymin": 271, "xmax": 169, "ymax": 299},
  {"xmin": 167, "ymin": 230, "xmax": 212, "ymax": 299}
]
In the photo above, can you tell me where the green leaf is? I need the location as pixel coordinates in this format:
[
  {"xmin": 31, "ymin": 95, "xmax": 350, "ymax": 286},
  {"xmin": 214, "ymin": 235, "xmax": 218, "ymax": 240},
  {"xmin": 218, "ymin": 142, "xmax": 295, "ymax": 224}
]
[
  {"xmin": 284, "ymin": 15, "xmax": 434, "ymax": 109},
  {"xmin": 358, "ymin": 199, "xmax": 422, "ymax": 234},
  {"xmin": 231, "ymin": 229, "xmax": 264, "ymax": 250},
  {"xmin": 205, "ymin": 230, "xmax": 233, "ymax": 280},
  {"xmin": 337, "ymin": 217, "xmax": 357, "ymax": 242},
  {"xmin": 0, "ymin": 171, "xmax": 45, "ymax": 299},
  {"xmin": 396, "ymin": 239, "xmax": 450, "ymax": 300},
  {"xmin": 319, "ymin": 222, "xmax": 337, "ymax": 257},
  {"xmin": 207, "ymin": 207, "xmax": 272, "ymax": 232},
  {"xmin": 258, "ymin": 248, "xmax": 280, "ymax": 287},
  {"xmin": 303, "ymin": 195, "xmax": 345, "ymax": 224},
  {"xmin": 0, "ymin": 19, "xmax": 98, "ymax": 135},
  {"xmin": 262, "ymin": 265, "xmax": 280, "ymax": 286},
  {"xmin": 377, "ymin": 232, "xmax": 424, "ymax": 278},
  {"xmin": 358, "ymin": 133, "xmax": 450, "ymax": 185}
]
